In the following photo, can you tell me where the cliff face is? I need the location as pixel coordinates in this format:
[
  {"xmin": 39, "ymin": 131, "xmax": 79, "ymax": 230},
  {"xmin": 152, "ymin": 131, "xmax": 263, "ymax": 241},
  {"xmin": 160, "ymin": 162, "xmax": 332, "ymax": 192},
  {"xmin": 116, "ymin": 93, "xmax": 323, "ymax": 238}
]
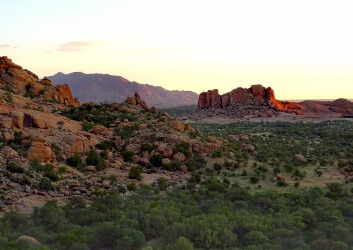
[
  {"xmin": 198, "ymin": 85, "xmax": 304, "ymax": 114},
  {"xmin": 0, "ymin": 57, "xmax": 79, "ymax": 107}
]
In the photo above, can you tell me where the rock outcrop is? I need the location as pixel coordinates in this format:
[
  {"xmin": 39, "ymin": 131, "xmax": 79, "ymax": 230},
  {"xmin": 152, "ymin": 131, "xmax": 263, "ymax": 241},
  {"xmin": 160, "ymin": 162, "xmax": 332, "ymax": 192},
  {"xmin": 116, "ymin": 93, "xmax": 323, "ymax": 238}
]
[
  {"xmin": 198, "ymin": 84, "xmax": 304, "ymax": 114},
  {"xmin": 125, "ymin": 92, "xmax": 148, "ymax": 110},
  {"xmin": 0, "ymin": 57, "xmax": 79, "ymax": 107}
]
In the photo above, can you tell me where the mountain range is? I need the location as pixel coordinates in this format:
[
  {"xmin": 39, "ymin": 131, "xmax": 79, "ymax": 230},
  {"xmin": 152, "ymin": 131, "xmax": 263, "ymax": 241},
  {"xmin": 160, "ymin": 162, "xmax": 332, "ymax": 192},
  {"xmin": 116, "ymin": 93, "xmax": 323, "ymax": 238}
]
[{"xmin": 48, "ymin": 72, "xmax": 198, "ymax": 108}]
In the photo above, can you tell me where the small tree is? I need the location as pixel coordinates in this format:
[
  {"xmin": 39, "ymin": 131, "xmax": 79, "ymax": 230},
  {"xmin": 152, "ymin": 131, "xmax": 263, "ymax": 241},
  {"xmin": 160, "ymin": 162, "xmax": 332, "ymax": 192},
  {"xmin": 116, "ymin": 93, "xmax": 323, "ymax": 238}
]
[
  {"xmin": 128, "ymin": 166, "xmax": 143, "ymax": 180},
  {"xmin": 57, "ymin": 120, "xmax": 64, "ymax": 130}
]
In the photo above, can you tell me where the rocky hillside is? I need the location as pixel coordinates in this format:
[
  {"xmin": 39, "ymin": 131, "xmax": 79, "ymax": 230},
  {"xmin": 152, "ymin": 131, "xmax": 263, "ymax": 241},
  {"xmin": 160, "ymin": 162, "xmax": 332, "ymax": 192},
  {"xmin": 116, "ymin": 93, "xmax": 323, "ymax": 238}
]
[
  {"xmin": 0, "ymin": 57, "xmax": 79, "ymax": 107},
  {"xmin": 196, "ymin": 85, "xmax": 353, "ymax": 120},
  {"xmin": 197, "ymin": 85, "xmax": 304, "ymax": 117},
  {"xmin": 0, "ymin": 57, "xmax": 225, "ymax": 213},
  {"xmin": 48, "ymin": 72, "xmax": 198, "ymax": 108}
]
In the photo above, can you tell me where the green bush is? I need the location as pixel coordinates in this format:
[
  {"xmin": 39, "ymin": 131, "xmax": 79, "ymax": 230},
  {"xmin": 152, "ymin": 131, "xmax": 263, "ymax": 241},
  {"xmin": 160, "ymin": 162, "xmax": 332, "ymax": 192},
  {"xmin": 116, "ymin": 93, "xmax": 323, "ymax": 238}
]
[
  {"xmin": 157, "ymin": 178, "xmax": 169, "ymax": 191},
  {"xmin": 86, "ymin": 150, "xmax": 100, "ymax": 166},
  {"xmin": 250, "ymin": 176, "xmax": 260, "ymax": 184},
  {"xmin": 173, "ymin": 142, "xmax": 191, "ymax": 157},
  {"xmin": 150, "ymin": 154, "xmax": 164, "ymax": 167},
  {"xmin": 39, "ymin": 177, "xmax": 54, "ymax": 190},
  {"xmin": 6, "ymin": 162, "xmax": 25, "ymax": 173},
  {"xmin": 127, "ymin": 183, "xmax": 137, "ymax": 191},
  {"xmin": 214, "ymin": 163, "xmax": 222, "ymax": 171},
  {"xmin": 82, "ymin": 122, "xmax": 95, "ymax": 131},
  {"xmin": 96, "ymin": 140, "xmax": 115, "ymax": 150},
  {"xmin": 128, "ymin": 166, "xmax": 143, "ymax": 180},
  {"xmin": 66, "ymin": 154, "xmax": 83, "ymax": 169},
  {"xmin": 121, "ymin": 150, "xmax": 134, "ymax": 162}
]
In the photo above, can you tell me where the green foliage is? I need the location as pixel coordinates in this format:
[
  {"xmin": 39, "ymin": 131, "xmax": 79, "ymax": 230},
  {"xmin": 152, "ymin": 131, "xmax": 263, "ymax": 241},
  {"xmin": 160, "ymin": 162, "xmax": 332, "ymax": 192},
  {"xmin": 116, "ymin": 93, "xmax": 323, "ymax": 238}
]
[
  {"xmin": 6, "ymin": 162, "xmax": 25, "ymax": 173},
  {"xmin": 96, "ymin": 140, "xmax": 115, "ymax": 150},
  {"xmin": 214, "ymin": 163, "xmax": 222, "ymax": 171},
  {"xmin": 121, "ymin": 150, "xmax": 134, "ymax": 162},
  {"xmin": 2, "ymin": 90, "xmax": 14, "ymax": 104},
  {"xmin": 39, "ymin": 177, "xmax": 54, "ymax": 191},
  {"xmin": 128, "ymin": 166, "xmax": 143, "ymax": 180},
  {"xmin": 127, "ymin": 183, "xmax": 137, "ymax": 191},
  {"xmin": 250, "ymin": 176, "xmax": 260, "ymax": 184},
  {"xmin": 211, "ymin": 149, "xmax": 222, "ymax": 158},
  {"xmin": 66, "ymin": 154, "xmax": 83, "ymax": 169},
  {"xmin": 173, "ymin": 142, "xmax": 191, "ymax": 157},
  {"xmin": 150, "ymin": 154, "xmax": 164, "ymax": 167},
  {"xmin": 82, "ymin": 122, "xmax": 95, "ymax": 131},
  {"xmin": 114, "ymin": 124, "xmax": 138, "ymax": 139},
  {"xmin": 51, "ymin": 143, "xmax": 62, "ymax": 162},
  {"xmin": 60, "ymin": 104, "xmax": 117, "ymax": 128},
  {"xmin": 185, "ymin": 153, "xmax": 206, "ymax": 171},
  {"xmin": 142, "ymin": 144, "xmax": 154, "ymax": 152},
  {"xmin": 86, "ymin": 150, "xmax": 100, "ymax": 166},
  {"xmin": 157, "ymin": 178, "xmax": 169, "ymax": 191}
]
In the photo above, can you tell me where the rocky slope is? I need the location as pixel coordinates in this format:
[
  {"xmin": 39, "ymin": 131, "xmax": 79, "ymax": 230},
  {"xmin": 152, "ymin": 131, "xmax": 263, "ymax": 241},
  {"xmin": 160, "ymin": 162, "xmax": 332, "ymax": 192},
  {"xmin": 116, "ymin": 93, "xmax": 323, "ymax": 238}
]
[
  {"xmin": 48, "ymin": 72, "xmax": 198, "ymax": 108},
  {"xmin": 196, "ymin": 85, "xmax": 353, "ymax": 119},
  {"xmin": 197, "ymin": 85, "xmax": 304, "ymax": 118},
  {"xmin": 0, "ymin": 57, "xmax": 79, "ymax": 107},
  {"xmin": 0, "ymin": 57, "xmax": 226, "ymax": 214}
]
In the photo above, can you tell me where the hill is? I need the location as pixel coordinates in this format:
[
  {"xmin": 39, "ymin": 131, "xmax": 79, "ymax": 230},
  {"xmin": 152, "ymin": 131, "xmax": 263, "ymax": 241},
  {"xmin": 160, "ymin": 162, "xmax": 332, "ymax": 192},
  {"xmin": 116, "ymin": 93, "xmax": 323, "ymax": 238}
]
[
  {"xmin": 193, "ymin": 85, "xmax": 353, "ymax": 122},
  {"xmin": 48, "ymin": 72, "xmax": 198, "ymax": 108},
  {"xmin": 2, "ymin": 57, "xmax": 353, "ymax": 249}
]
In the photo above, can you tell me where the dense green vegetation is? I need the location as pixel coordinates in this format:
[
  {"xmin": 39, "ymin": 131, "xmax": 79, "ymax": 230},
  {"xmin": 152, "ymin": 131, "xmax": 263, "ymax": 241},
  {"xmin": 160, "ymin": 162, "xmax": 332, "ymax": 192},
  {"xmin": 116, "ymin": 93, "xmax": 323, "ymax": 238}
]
[
  {"xmin": 1, "ymin": 179, "xmax": 353, "ymax": 249},
  {"xmin": 159, "ymin": 105, "xmax": 197, "ymax": 117},
  {"xmin": 190, "ymin": 120, "xmax": 353, "ymax": 190}
]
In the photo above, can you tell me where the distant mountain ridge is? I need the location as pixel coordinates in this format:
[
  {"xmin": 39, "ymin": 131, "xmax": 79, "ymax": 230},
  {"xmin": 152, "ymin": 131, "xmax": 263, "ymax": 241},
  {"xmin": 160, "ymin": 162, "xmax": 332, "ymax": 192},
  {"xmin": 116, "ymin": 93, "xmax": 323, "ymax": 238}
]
[{"xmin": 48, "ymin": 72, "xmax": 198, "ymax": 108}]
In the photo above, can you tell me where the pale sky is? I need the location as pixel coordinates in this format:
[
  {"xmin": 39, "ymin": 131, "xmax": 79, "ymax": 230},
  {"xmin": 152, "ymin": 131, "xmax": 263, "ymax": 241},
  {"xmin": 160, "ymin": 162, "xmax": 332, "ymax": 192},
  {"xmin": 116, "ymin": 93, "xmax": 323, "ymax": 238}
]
[{"xmin": 1, "ymin": 0, "xmax": 353, "ymax": 100}]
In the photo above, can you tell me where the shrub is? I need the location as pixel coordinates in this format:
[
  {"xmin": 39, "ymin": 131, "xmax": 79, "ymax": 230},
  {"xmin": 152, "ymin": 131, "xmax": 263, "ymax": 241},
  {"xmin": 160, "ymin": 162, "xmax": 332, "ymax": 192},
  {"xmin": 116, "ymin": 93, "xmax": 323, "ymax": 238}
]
[
  {"xmin": 250, "ymin": 176, "xmax": 259, "ymax": 184},
  {"xmin": 96, "ymin": 140, "xmax": 115, "ymax": 150},
  {"xmin": 51, "ymin": 143, "xmax": 63, "ymax": 162},
  {"xmin": 142, "ymin": 144, "xmax": 154, "ymax": 152},
  {"xmin": 128, "ymin": 166, "xmax": 143, "ymax": 180},
  {"xmin": 66, "ymin": 154, "xmax": 83, "ymax": 169},
  {"xmin": 2, "ymin": 90, "xmax": 14, "ymax": 104},
  {"xmin": 82, "ymin": 122, "xmax": 95, "ymax": 131},
  {"xmin": 121, "ymin": 150, "xmax": 134, "ymax": 162},
  {"xmin": 44, "ymin": 168, "xmax": 59, "ymax": 181},
  {"xmin": 173, "ymin": 142, "xmax": 191, "ymax": 157},
  {"xmin": 277, "ymin": 180, "xmax": 288, "ymax": 187},
  {"xmin": 157, "ymin": 178, "xmax": 168, "ymax": 191},
  {"xmin": 214, "ymin": 163, "xmax": 222, "ymax": 171},
  {"xmin": 127, "ymin": 183, "xmax": 137, "ymax": 191},
  {"xmin": 39, "ymin": 177, "xmax": 54, "ymax": 190},
  {"xmin": 86, "ymin": 150, "xmax": 100, "ymax": 166},
  {"xmin": 150, "ymin": 154, "xmax": 164, "ymax": 167},
  {"xmin": 185, "ymin": 153, "xmax": 206, "ymax": 171},
  {"xmin": 6, "ymin": 162, "xmax": 25, "ymax": 173},
  {"xmin": 114, "ymin": 124, "xmax": 138, "ymax": 139},
  {"xmin": 211, "ymin": 149, "xmax": 222, "ymax": 158}
]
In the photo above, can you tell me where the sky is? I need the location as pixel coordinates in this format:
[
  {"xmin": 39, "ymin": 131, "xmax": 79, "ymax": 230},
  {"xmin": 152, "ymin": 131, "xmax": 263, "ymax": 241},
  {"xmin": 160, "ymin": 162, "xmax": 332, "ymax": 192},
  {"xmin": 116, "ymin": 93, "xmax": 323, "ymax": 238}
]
[{"xmin": 1, "ymin": 0, "xmax": 353, "ymax": 100}]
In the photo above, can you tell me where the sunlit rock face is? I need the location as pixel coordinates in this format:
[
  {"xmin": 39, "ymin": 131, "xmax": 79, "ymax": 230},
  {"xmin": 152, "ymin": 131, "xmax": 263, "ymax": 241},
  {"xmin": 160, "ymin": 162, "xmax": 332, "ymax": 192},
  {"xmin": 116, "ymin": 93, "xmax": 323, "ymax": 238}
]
[
  {"xmin": 0, "ymin": 56, "xmax": 79, "ymax": 107},
  {"xmin": 197, "ymin": 84, "xmax": 304, "ymax": 114}
]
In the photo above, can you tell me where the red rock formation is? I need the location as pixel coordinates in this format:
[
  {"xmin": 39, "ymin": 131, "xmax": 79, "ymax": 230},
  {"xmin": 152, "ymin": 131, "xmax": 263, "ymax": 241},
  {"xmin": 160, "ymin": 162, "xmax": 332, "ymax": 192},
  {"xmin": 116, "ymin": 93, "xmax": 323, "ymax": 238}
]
[
  {"xmin": 0, "ymin": 57, "xmax": 79, "ymax": 107},
  {"xmin": 124, "ymin": 92, "xmax": 148, "ymax": 110},
  {"xmin": 198, "ymin": 84, "xmax": 305, "ymax": 114}
]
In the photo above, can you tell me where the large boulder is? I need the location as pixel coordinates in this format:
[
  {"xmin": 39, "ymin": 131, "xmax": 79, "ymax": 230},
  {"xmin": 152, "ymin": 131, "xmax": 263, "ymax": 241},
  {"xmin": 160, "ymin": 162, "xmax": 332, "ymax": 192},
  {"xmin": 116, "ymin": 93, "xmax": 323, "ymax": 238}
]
[
  {"xmin": 157, "ymin": 144, "xmax": 173, "ymax": 158},
  {"xmin": 173, "ymin": 152, "xmax": 186, "ymax": 161},
  {"xmin": 27, "ymin": 138, "xmax": 55, "ymax": 163},
  {"xmin": 16, "ymin": 235, "xmax": 41, "ymax": 247},
  {"xmin": 170, "ymin": 120, "xmax": 184, "ymax": 132},
  {"xmin": 0, "ymin": 116, "xmax": 12, "ymax": 129},
  {"xmin": 293, "ymin": 154, "xmax": 306, "ymax": 162},
  {"xmin": 10, "ymin": 111, "xmax": 24, "ymax": 129}
]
